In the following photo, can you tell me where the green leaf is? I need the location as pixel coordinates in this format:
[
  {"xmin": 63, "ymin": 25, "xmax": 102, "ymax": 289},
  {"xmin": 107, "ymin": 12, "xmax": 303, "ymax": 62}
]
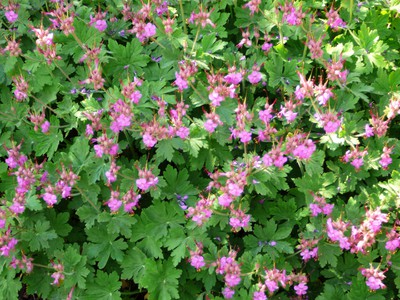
[
  {"xmin": 45, "ymin": 210, "xmax": 72, "ymax": 237},
  {"xmin": 156, "ymin": 138, "xmax": 185, "ymax": 162},
  {"xmin": 23, "ymin": 267, "xmax": 53, "ymax": 298},
  {"xmin": 105, "ymin": 39, "xmax": 149, "ymax": 76},
  {"xmin": 83, "ymin": 271, "xmax": 122, "ymax": 300},
  {"xmin": 0, "ymin": 268, "xmax": 22, "ymax": 300},
  {"xmin": 28, "ymin": 127, "xmax": 62, "ymax": 160},
  {"xmin": 121, "ymin": 247, "xmax": 148, "ymax": 281},
  {"xmin": 69, "ymin": 137, "xmax": 90, "ymax": 168},
  {"xmin": 98, "ymin": 212, "xmax": 137, "ymax": 239},
  {"xmin": 76, "ymin": 204, "xmax": 99, "ymax": 229},
  {"xmin": 164, "ymin": 227, "xmax": 188, "ymax": 266},
  {"xmin": 25, "ymin": 193, "xmax": 43, "ymax": 211},
  {"xmin": 30, "ymin": 65, "xmax": 53, "ymax": 93},
  {"xmin": 162, "ymin": 165, "xmax": 196, "ymax": 199},
  {"xmin": 86, "ymin": 225, "xmax": 128, "ymax": 269},
  {"xmin": 140, "ymin": 259, "xmax": 182, "ymax": 300},
  {"xmin": 21, "ymin": 220, "xmax": 57, "ymax": 251},
  {"xmin": 318, "ymin": 243, "xmax": 342, "ymax": 268},
  {"xmin": 61, "ymin": 246, "xmax": 90, "ymax": 289},
  {"xmin": 304, "ymin": 150, "xmax": 325, "ymax": 176},
  {"xmin": 315, "ymin": 284, "xmax": 345, "ymax": 300}
]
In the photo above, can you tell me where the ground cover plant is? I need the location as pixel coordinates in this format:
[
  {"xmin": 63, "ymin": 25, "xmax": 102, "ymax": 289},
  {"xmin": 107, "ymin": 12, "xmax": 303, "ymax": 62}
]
[{"xmin": 1, "ymin": 0, "xmax": 400, "ymax": 299}]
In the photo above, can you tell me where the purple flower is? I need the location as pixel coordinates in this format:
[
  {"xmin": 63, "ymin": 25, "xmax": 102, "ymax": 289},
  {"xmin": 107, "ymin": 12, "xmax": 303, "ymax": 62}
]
[
  {"xmin": 222, "ymin": 287, "xmax": 235, "ymax": 299},
  {"xmin": 5, "ymin": 10, "xmax": 18, "ymax": 23},
  {"xmin": 43, "ymin": 192, "xmax": 57, "ymax": 206},
  {"xmin": 253, "ymin": 291, "xmax": 267, "ymax": 300},
  {"xmin": 190, "ymin": 254, "xmax": 205, "ymax": 269},
  {"xmin": 224, "ymin": 72, "xmax": 243, "ymax": 85},
  {"xmin": 176, "ymin": 126, "xmax": 190, "ymax": 139},
  {"xmin": 41, "ymin": 121, "xmax": 50, "ymax": 133},
  {"xmin": 107, "ymin": 198, "xmax": 122, "ymax": 212},
  {"xmin": 248, "ymin": 70, "xmax": 262, "ymax": 84},
  {"xmin": 218, "ymin": 194, "xmax": 233, "ymax": 207},
  {"xmin": 366, "ymin": 276, "xmax": 385, "ymax": 290},
  {"xmin": 144, "ymin": 23, "xmax": 157, "ymax": 38},
  {"xmin": 142, "ymin": 133, "xmax": 157, "ymax": 148},
  {"xmin": 95, "ymin": 19, "xmax": 107, "ymax": 32},
  {"xmin": 294, "ymin": 283, "xmax": 308, "ymax": 295},
  {"xmin": 174, "ymin": 72, "xmax": 188, "ymax": 91},
  {"xmin": 225, "ymin": 273, "xmax": 241, "ymax": 287}
]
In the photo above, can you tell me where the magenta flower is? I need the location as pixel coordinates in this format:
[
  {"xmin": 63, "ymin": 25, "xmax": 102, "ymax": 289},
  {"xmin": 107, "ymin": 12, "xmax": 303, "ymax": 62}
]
[
  {"xmin": 218, "ymin": 193, "xmax": 233, "ymax": 207},
  {"xmin": 224, "ymin": 72, "xmax": 243, "ymax": 85},
  {"xmin": 43, "ymin": 192, "xmax": 57, "ymax": 207},
  {"xmin": 189, "ymin": 254, "xmax": 205, "ymax": 269},
  {"xmin": 253, "ymin": 291, "xmax": 267, "ymax": 300},
  {"xmin": 41, "ymin": 120, "xmax": 50, "ymax": 133},
  {"xmin": 144, "ymin": 23, "xmax": 157, "ymax": 38},
  {"xmin": 174, "ymin": 72, "xmax": 188, "ymax": 91},
  {"xmin": 222, "ymin": 287, "xmax": 235, "ymax": 299},
  {"xmin": 225, "ymin": 273, "xmax": 241, "ymax": 287},
  {"xmin": 366, "ymin": 277, "xmax": 386, "ymax": 290},
  {"xmin": 176, "ymin": 126, "xmax": 190, "ymax": 139},
  {"xmin": 5, "ymin": 10, "xmax": 18, "ymax": 23},
  {"xmin": 248, "ymin": 70, "xmax": 262, "ymax": 84},
  {"xmin": 294, "ymin": 283, "xmax": 308, "ymax": 295},
  {"xmin": 95, "ymin": 19, "xmax": 107, "ymax": 32}
]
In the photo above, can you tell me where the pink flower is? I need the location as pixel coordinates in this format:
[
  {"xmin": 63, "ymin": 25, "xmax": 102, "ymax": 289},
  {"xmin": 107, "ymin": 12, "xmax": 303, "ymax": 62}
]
[
  {"xmin": 204, "ymin": 119, "xmax": 218, "ymax": 132},
  {"xmin": 176, "ymin": 126, "xmax": 190, "ymax": 139},
  {"xmin": 142, "ymin": 133, "xmax": 157, "ymax": 148},
  {"xmin": 51, "ymin": 271, "xmax": 65, "ymax": 286},
  {"xmin": 324, "ymin": 120, "xmax": 341, "ymax": 133},
  {"xmin": 294, "ymin": 283, "xmax": 308, "ymax": 295},
  {"xmin": 248, "ymin": 70, "xmax": 262, "ymax": 84},
  {"xmin": 366, "ymin": 276, "xmax": 386, "ymax": 290},
  {"xmin": 253, "ymin": 291, "xmax": 267, "ymax": 300},
  {"xmin": 174, "ymin": 72, "xmax": 188, "ymax": 91},
  {"xmin": 218, "ymin": 194, "xmax": 233, "ymax": 207},
  {"xmin": 293, "ymin": 140, "xmax": 316, "ymax": 160},
  {"xmin": 107, "ymin": 198, "xmax": 122, "ymax": 213},
  {"xmin": 144, "ymin": 23, "xmax": 157, "ymax": 38},
  {"xmin": 95, "ymin": 19, "xmax": 107, "ymax": 32},
  {"xmin": 225, "ymin": 273, "xmax": 241, "ymax": 287},
  {"xmin": 224, "ymin": 72, "xmax": 243, "ymax": 85},
  {"xmin": 265, "ymin": 280, "xmax": 279, "ymax": 293},
  {"xmin": 189, "ymin": 254, "xmax": 205, "ymax": 269},
  {"xmin": 385, "ymin": 239, "xmax": 399, "ymax": 251},
  {"xmin": 5, "ymin": 11, "xmax": 18, "ymax": 23},
  {"xmin": 228, "ymin": 183, "xmax": 243, "ymax": 197},
  {"xmin": 43, "ymin": 192, "xmax": 57, "ymax": 207},
  {"xmin": 222, "ymin": 287, "xmax": 235, "ymax": 299},
  {"xmin": 41, "ymin": 121, "xmax": 50, "ymax": 133},
  {"xmin": 273, "ymin": 155, "xmax": 287, "ymax": 168},
  {"xmin": 310, "ymin": 203, "xmax": 322, "ymax": 216},
  {"xmin": 351, "ymin": 158, "xmax": 364, "ymax": 170}
]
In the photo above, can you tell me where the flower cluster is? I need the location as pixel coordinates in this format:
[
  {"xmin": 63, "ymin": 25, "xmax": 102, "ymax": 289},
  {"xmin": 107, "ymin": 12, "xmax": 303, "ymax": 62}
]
[
  {"xmin": 360, "ymin": 264, "xmax": 386, "ymax": 290},
  {"xmin": 215, "ymin": 251, "xmax": 241, "ymax": 298},
  {"xmin": 188, "ymin": 242, "xmax": 206, "ymax": 270},
  {"xmin": 0, "ymin": 227, "xmax": 18, "ymax": 257},
  {"xmin": 136, "ymin": 167, "xmax": 159, "ymax": 191},
  {"xmin": 342, "ymin": 147, "xmax": 368, "ymax": 170},
  {"xmin": 297, "ymin": 238, "xmax": 319, "ymax": 262},
  {"xmin": 187, "ymin": 195, "xmax": 213, "ymax": 226},
  {"xmin": 309, "ymin": 193, "xmax": 334, "ymax": 216},
  {"xmin": 327, "ymin": 207, "xmax": 388, "ymax": 254}
]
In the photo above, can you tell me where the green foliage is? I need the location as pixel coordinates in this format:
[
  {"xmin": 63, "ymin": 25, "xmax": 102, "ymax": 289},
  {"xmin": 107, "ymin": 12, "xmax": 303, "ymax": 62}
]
[{"xmin": 1, "ymin": 0, "xmax": 400, "ymax": 299}]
